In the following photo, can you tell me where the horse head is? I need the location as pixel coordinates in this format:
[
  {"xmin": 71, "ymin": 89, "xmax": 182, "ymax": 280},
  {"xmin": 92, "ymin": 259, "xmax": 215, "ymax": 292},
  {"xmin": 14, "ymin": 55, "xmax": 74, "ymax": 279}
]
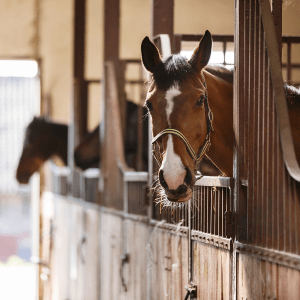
[
  {"xmin": 141, "ymin": 31, "xmax": 213, "ymax": 203},
  {"xmin": 16, "ymin": 117, "xmax": 68, "ymax": 184},
  {"xmin": 74, "ymin": 125, "xmax": 100, "ymax": 170},
  {"xmin": 16, "ymin": 117, "xmax": 53, "ymax": 184}
]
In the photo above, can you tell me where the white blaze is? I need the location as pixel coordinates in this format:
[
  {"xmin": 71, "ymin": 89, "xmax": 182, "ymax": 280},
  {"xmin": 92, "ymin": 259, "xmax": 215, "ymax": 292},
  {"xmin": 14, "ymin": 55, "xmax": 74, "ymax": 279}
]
[
  {"xmin": 165, "ymin": 84, "xmax": 181, "ymax": 126},
  {"xmin": 161, "ymin": 84, "xmax": 186, "ymax": 189},
  {"xmin": 161, "ymin": 135, "xmax": 186, "ymax": 190}
]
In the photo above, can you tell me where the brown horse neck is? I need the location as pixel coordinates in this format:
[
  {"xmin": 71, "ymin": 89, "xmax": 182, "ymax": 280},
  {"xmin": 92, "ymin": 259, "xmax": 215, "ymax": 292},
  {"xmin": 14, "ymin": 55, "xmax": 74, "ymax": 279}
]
[{"xmin": 203, "ymin": 70, "xmax": 234, "ymax": 177}]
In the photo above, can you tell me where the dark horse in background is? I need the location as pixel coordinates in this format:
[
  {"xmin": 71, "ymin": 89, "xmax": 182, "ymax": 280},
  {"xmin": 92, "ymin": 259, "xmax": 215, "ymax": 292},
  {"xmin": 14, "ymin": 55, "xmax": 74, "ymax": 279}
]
[
  {"xmin": 141, "ymin": 30, "xmax": 300, "ymax": 203},
  {"xmin": 16, "ymin": 117, "xmax": 68, "ymax": 184},
  {"xmin": 16, "ymin": 101, "xmax": 150, "ymax": 184},
  {"xmin": 74, "ymin": 101, "xmax": 149, "ymax": 171}
]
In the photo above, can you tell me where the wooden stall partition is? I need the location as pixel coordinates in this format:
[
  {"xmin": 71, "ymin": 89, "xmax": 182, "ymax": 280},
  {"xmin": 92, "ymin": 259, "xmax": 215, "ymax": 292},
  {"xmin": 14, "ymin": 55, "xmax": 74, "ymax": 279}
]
[
  {"xmin": 146, "ymin": 226, "xmax": 190, "ymax": 300},
  {"xmin": 68, "ymin": 200, "xmax": 100, "ymax": 300},
  {"xmin": 122, "ymin": 219, "xmax": 149, "ymax": 300},
  {"xmin": 193, "ymin": 242, "xmax": 231, "ymax": 300},
  {"xmin": 49, "ymin": 195, "xmax": 72, "ymax": 300},
  {"xmin": 40, "ymin": 192, "xmax": 55, "ymax": 300},
  {"xmin": 99, "ymin": 209, "xmax": 124, "ymax": 300},
  {"xmin": 41, "ymin": 192, "xmax": 101, "ymax": 300},
  {"xmin": 100, "ymin": 62, "xmax": 132, "ymax": 209},
  {"xmin": 237, "ymin": 254, "xmax": 300, "ymax": 299},
  {"xmin": 84, "ymin": 207, "xmax": 100, "ymax": 300},
  {"xmin": 69, "ymin": 202, "xmax": 85, "ymax": 300}
]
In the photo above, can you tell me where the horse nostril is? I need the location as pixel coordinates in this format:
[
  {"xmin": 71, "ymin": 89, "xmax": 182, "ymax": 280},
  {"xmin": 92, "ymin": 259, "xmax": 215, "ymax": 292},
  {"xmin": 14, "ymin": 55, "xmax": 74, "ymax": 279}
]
[
  {"xmin": 184, "ymin": 167, "xmax": 193, "ymax": 186},
  {"xmin": 159, "ymin": 170, "xmax": 168, "ymax": 189}
]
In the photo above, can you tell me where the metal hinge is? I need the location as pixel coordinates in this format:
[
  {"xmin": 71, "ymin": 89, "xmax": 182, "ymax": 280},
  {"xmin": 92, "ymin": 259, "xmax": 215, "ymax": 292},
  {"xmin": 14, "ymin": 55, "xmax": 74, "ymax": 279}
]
[{"xmin": 184, "ymin": 283, "xmax": 197, "ymax": 299}]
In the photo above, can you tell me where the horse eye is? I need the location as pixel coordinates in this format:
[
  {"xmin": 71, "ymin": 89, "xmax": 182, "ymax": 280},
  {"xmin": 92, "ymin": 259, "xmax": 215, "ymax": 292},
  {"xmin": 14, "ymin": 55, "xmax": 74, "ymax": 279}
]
[
  {"xmin": 145, "ymin": 101, "xmax": 153, "ymax": 111},
  {"xmin": 195, "ymin": 95, "xmax": 205, "ymax": 107}
]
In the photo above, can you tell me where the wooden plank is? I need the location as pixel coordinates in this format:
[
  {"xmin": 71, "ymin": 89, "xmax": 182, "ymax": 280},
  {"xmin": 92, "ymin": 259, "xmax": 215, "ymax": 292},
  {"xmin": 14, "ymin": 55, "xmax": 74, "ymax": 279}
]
[
  {"xmin": 41, "ymin": 193, "xmax": 55, "ymax": 300},
  {"xmin": 236, "ymin": 254, "xmax": 290, "ymax": 299},
  {"xmin": 265, "ymin": 261, "xmax": 277, "ymax": 300},
  {"xmin": 84, "ymin": 208, "xmax": 100, "ymax": 300},
  {"xmin": 195, "ymin": 242, "xmax": 230, "ymax": 299},
  {"xmin": 99, "ymin": 211, "xmax": 123, "ymax": 300},
  {"xmin": 170, "ymin": 233, "xmax": 182, "ymax": 300},
  {"xmin": 151, "ymin": 0, "xmax": 174, "ymax": 51},
  {"xmin": 51, "ymin": 197, "xmax": 71, "ymax": 300},
  {"xmin": 180, "ymin": 234, "xmax": 189, "ymax": 299},
  {"xmin": 278, "ymin": 265, "xmax": 300, "ymax": 299},
  {"xmin": 125, "ymin": 220, "xmax": 148, "ymax": 300},
  {"xmin": 104, "ymin": 0, "xmax": 119, "ymax": 61}
]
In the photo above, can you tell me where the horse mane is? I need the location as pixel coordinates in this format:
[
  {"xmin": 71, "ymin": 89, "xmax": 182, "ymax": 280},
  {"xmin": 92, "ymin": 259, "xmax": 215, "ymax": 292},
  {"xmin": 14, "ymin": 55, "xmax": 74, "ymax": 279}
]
[
  {"xmin": 26, "ymin": 117, "xmax": 68, "ymax": 144},
  {"xmin": 284, "ymin": 84, "xmax": 300, "ymax": 106},
  {"xmin": 204, "ymin": 65, "xmax": 234, "ymax": 84},
  {"xmin": 148, "ymin": 54, "xmax": 235, "ymax": 90},
  {"xmin": 150, "ymin": 54, "xmax": 198, "ymax": 90}
]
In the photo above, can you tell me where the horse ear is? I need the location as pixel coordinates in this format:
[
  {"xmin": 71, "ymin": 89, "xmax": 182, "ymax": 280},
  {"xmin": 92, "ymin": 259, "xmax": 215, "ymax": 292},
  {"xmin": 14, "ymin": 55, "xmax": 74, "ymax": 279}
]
[
  {"xmin": 141, "ymin": 36, "xmax": 162, "ymax": 73},
  {"xmin": 189, "ymin": 30, "xmax": 212, "ymax": 72}
]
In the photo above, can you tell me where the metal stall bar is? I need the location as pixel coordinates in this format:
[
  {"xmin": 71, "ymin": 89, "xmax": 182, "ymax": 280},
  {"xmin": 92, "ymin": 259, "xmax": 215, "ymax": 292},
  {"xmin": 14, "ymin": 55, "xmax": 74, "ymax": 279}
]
[
  {"xmin": 69, "ymin": 0, "xmax": 88, "ymax": 198},
  {"xmin": 259, "ymin": 0, "xmax": 300, "ymax": 182}
]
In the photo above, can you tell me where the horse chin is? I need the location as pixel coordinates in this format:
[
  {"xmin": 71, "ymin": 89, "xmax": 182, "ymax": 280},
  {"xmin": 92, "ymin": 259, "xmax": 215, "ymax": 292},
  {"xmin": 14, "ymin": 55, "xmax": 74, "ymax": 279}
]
[
  {"xmin": 16, "ymin": 173, "xmax": 31, "ymax": 184},
  {"xmin": 167, "ymin": 189, "xmax": 193, "ymax": 203}
]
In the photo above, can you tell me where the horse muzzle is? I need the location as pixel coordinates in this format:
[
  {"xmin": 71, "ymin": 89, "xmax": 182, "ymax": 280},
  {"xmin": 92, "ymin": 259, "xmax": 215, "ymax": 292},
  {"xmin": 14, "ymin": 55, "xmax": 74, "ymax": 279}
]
[{"xmin": 159, "ymin": 167, "xmax": 194, "ymax": 202}]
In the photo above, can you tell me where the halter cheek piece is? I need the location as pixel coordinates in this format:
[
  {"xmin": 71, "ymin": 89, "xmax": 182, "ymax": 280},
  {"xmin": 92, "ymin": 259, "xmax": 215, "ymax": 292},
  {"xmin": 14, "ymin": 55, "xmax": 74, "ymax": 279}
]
[{"xmin": 151, "ymin": 72, "xmax": 214, "ymax": 175}]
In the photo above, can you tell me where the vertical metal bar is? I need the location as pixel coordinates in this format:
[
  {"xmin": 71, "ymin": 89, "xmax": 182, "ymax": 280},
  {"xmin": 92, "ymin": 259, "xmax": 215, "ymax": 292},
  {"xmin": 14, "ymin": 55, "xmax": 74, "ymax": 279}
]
[
  {"xmin": 218, "ymin": 189, "xmax": 220, "ymax": 236},
  {"xmin": 287, "ymin": 42, "xmax": 291, "ymax": 84},
  {"xmin": 200, "ymin": 186, "xmax": 203, "ymax": 232},
  {"xmin": 234, "ymin": 0, "xmax": 248, "ymax": 244},
  {"xmin": 293, "ymin": 180, "xmax": 300, "ymax": 254},
  {"xmin": 223, "ymin": 41, "xmax": 227, "ymax": 65},
  {"xmin": 210, "ymin": 188, "xmax": 213, "ymax": 234},
  {"xmin": 220, "ymin": 188, "xmax": 223, "ymax": 237}
]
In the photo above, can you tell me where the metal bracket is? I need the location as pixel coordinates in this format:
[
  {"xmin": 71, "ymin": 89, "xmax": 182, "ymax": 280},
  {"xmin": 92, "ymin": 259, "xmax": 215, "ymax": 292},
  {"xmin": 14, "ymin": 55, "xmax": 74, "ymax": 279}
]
[
  {"xmin": 184, "ymin": 283, "xmax": 197, "ymax": 299},
  {"xmin": 120, "ymin": 253, "xmax": 130, "ymax": 292}
]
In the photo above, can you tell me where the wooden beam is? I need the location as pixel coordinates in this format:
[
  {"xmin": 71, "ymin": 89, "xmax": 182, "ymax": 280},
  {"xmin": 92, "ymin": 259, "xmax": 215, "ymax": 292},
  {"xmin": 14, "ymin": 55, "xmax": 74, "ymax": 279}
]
[
  {"xmin": 104, "ymin": 0, "xmax": 120, "ymax": 61},
  {"xmin": 151, "ymin": 0, "xmax": 174, "ymax": 52},
  {"xmin": 73, "ymin": 0, "xmax": 87, "ymax": 141}
]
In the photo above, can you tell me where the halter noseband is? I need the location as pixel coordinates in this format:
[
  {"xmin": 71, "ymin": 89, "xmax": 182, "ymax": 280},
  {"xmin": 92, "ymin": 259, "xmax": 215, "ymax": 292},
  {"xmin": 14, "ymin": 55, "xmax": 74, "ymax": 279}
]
[{"xmin": 151, "ymin": 72, "xmax": 214, "ymax": 174}]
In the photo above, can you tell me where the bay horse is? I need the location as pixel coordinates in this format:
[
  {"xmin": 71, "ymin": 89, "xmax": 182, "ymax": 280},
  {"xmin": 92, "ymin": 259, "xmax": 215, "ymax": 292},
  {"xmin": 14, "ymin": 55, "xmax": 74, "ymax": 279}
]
[
  {"xmin": 142, "ymin": 31, "xmax": 300, "ymax": 204},
  {"xmin": 16, "ymin": 117, "xmax": 68, "ymax": 184},
  {"xmin": 141, "ymin": 30, "xmax": 233, "ymax": 203}
]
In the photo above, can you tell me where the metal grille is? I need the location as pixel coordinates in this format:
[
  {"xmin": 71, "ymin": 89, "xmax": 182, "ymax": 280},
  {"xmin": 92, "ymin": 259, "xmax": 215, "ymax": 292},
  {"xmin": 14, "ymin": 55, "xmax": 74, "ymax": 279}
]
[
  {"xmin": 235, "ymin": 0, "xmax": 300, "ymax": 255},
  {"xmin": 151, "ymin": 177, "xmax": 233, "ymax": 238},
  {"xmin": 127, "ymin": 181, "xmax": 148, "ymax": 215}
]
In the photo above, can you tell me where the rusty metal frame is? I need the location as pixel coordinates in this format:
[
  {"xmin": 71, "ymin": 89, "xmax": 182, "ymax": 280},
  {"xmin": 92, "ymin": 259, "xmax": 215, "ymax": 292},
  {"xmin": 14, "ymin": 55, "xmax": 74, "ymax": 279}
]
[{"xmin": 259, "ymin": 0, "xmax": 300, "ymax": 182}]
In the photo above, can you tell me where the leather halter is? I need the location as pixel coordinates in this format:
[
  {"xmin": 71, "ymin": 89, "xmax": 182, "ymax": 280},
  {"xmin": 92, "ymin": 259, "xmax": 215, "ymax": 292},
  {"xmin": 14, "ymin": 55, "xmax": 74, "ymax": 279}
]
[{"xmin": 151, "ymin": 72, "xmax": 213, "ymax": 174}]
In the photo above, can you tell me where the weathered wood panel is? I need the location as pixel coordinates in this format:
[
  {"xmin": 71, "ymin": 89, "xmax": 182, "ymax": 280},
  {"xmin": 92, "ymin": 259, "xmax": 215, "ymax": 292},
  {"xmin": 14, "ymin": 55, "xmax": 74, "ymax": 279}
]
[
  {"xmin": 84, "ymin": 207, "xmax": 100, "ymax": 300},
  {"xmin": 237, "ymin": 253, "xmax": 300, "ymax": 299},
  {"xmin": 51, "ymin": 196, "xmax": 71, "ymax": 300},
  {"xmin": 41, "ymin": 193, "xmax": 101, "ymax": 300},
  {"xmin": 124, "ymin": 220, "xmax": 148, "ymax": 300},
  {"xmin": 147, "ymin": 228, "xmax": 189, "ymax": 300},
  {"xmin": 41, "ymin": 192, "xmax": 55, "ymax": 300},
  {"xmin": 99, "ymin": 211, "xmax": 123, "ymax": 300},
  {"xmin": 193, "ymin": 242, "xmax": 230, "ymax": 299},
  {"xmin": 69, "ymin": 203, "xmax": 84, "ymax": 300}
]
